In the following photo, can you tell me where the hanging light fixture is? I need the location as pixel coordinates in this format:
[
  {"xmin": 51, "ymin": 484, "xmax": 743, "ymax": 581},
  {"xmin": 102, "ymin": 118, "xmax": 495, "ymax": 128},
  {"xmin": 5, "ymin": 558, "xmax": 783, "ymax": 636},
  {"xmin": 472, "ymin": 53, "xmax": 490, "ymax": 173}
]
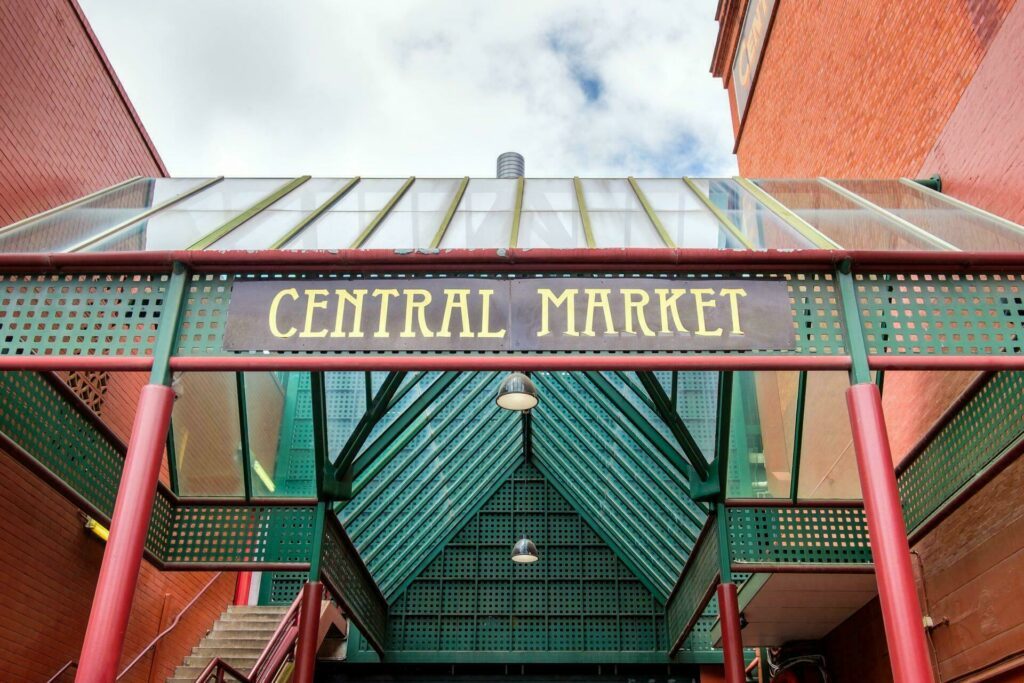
[
  {"xmin": 496, "ymin": 372, "xmax": 539, "ymax": 411},
  {"xmin": 511, "ymin": 536, "xmax": 539, "ymax": 563}
]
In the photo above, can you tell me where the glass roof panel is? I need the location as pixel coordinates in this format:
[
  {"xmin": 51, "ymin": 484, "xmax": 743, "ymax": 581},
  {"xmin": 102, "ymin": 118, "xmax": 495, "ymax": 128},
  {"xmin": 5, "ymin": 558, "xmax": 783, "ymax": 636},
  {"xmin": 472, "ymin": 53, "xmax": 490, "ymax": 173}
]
[
  {"xmin": 581, "ymin": 178, "xmax": 642, "ymax": 211},
  {"xmin": 362, "ymin": 210, "xmax": 446, "ymax": 249},
  {"xmin": 441, "ymin": 211, "xmax": 513, "ymax": 248},
  {"xmin": 834, "ymin": 179, "xmax": 1024, "ymax": 251},
  {"xmin": 518, "ymin": 211, "xmax": 586, "ymax": 248},
  {"xmin": 282, "ymin": 211, "xmax": 377, "ymax": 249},
  {"xmin": 635, "ymin": 179, "xmax": 704, "ymax": 211},
  {"xmin": 171, "ymin": 372, "xmax": 244, "ymax": 497},
  {"xmin": 694, "ymin": 178, "xmax": 812, "ymax": 249},
  {"xmin": 174, "ymin": 178, "xmax": 286, "ymax": 210},
  {"xmin": 522, "ymin": 179, "xmax": 577, "ymax": 211},
  {"xmin": 0, "ymin": 177, "xmax": 209, "ymax": 252},
  {"xmin": 330, "ymin": 178, "xmax": 408, "ymax": 212},
  {"xmin": 589, "ymin": 211, "xmax": 664, "ymax": 247},
  {"xmin": 212, "ymin": 210, "xmax": 309, "ymax": 250},
  {"xmin": 87, "ymin": 209, "xmax": 241, "ymax": 251},
  {"xmin": 754, "ymin": 179, "xmax": 940, "ymax": 250},
  {"xmin": 460, "ymin": 179, "xmax": 517, "ymax": 211},
  {"xmin": 659, "ymin": 211, "xmax": 743, "ymax": 249},
  {"xmin": 391, "ymin": 178, "xmax": 460, "ymax": 212},
  {"xmin": 270, "ymin": 177, "xmax": 354, "ymax": 211}
]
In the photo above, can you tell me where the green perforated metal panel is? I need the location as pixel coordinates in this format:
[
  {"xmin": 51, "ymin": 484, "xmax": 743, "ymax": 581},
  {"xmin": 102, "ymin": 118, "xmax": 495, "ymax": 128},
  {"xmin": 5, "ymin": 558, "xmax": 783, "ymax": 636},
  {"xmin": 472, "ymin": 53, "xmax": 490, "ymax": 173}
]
[
  {"xmin": 321, "ymin": 517, "xmax": 389, "ymax": 652},
  {"xmin": 173, "ymin": 271, "xmax": 843, "ymax": 357},
  {"xmin": 0, "ymin": 372, "xmax": 123, "ymax": 517},
  {"xmin": 898, "ymin": 371, "xmax": 1024, "ymax": 532},
  {"xmin": 856, "ymin": 273, "xmax": 1024, "ymax": 355},
  {"xmin": 0, "ymin": 273, "xmax": 167, "ymax": 357},
  {"xmin": 163, "ymin": 505, "xmax": 316, "ymax": 565},
  {"xmin": 726, "ymin": 506, "xmax": 872, "ymax": 566},
  {"xmin": 666, "ymin": 518, "xmax": 719, "ymax": 653},
  {"xmin": 359, "ymin": 462, "xmax": 666, "ymax": 660},
  {"xmin": 263, "ymin": 571, "xmax": 306, "ymax": 605}
]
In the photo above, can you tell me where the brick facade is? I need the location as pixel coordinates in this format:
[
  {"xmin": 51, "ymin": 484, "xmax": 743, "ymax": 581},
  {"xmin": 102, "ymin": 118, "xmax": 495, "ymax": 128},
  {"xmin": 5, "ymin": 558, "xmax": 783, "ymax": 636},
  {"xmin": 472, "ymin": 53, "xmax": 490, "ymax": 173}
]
[
  {"xmin": 713, "ymin": 0, "xmax": 1024, "ymax": 680},
  {"xmin": 0, "ymin": 2, "xmax": 232, "ymax": 681}
]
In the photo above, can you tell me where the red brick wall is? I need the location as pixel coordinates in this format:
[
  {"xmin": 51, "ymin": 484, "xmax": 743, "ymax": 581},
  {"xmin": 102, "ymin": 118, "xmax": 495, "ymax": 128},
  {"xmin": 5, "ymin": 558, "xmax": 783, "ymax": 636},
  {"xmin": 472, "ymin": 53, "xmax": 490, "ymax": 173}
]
[
  {"xmin": 0, "ymin": 2, "xmax": 234, "ymax": 681},
  {"xmin": 0, "ymin": 0, "xmax": 166, "ymax": 227},
  {"xmin": 713, "ymin": 0, "xmax": 1024, "ymax": 680}
]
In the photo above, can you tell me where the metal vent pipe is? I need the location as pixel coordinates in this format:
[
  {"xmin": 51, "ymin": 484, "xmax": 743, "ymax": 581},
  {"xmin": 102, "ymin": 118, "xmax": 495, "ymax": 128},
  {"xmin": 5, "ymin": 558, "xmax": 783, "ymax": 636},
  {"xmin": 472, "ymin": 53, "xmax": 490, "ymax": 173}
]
[{"xmin": 496, "ymin": 152, "xmax": 525, "ymax": 179}]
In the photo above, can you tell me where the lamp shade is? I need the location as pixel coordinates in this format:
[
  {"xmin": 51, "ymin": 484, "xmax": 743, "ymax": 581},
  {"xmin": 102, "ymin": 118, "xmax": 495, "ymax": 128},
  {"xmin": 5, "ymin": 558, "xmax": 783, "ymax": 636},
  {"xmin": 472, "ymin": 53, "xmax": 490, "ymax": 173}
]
[
  {"xmin": 511, "ymin": 537, "xmax": 539, "ymax": 563},
  {"xmin": 496, "ymin": 372, "xmax": 539, "ymax": 411}
]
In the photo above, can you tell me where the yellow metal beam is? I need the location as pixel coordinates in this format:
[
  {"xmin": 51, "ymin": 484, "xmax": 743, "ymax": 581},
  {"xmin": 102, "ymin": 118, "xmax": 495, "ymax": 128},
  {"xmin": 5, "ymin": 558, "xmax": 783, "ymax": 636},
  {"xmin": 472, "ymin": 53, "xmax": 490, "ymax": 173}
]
[
  {"xmin": 509, "ymin": 176, "xmax": 525, "ymax": 248},
  {"xmin": 269, "ymin": 177, "xmax": 361, "ymax": 249},
  {"xmin": 429, "ymin": 177, "xmax": 469, "ymax": 249},
  {"xmin": 573, "ymin": 176, "xmax": 596, "ymax": 248},
  {"xmin": 188, "ymin": 176, "xmax": 312, "ymax": 250},
  {"xmin": 733, "ymin": 176, "xmax": 840, "ymax": 249},
  {"xmin": 682, "ymin": 177, "xmax": 756, "ymax": 250},
  {"xmin": 350, "ymin": 177, "xmax": 415, "ymax": 249},
  {"xmin": 627, "ymin": 177, "xmax": 676, "ymax": 248}
]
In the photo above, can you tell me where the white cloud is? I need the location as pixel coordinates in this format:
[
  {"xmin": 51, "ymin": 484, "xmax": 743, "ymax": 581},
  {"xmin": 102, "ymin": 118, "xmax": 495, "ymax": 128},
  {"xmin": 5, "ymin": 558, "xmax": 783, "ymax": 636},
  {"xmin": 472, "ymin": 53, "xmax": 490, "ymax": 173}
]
[{"xmin": 80, "ymin": 0, "xmax": 737, "ymax": 178}]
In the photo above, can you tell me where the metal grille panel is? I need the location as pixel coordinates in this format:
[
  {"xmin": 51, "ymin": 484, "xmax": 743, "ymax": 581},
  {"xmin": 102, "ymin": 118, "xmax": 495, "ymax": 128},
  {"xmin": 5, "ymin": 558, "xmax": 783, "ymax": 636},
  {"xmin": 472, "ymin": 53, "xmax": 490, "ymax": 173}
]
[
  {"xmin": 321, "ymin": 516, "xmax": 389, "ymax": 653},
  {"xmin": 666, "ymin": 518, "xmax": 719, "ymax": 652},
  {"xmin": 727, "ymin": 506, "xmax": 872, "ymax": 566},
  {"xmin": 164, "ymin": 504, "xmax": 316, "ymax": 564},
  {"xmin": 0, "ymin": 273, "xmax": 167, "ymax": 357},
  {"xmin": 857, "ymin": 273, "xmax": 1024, "ymax": 355},
  {"xmin": 898, "ymin": 372, "xmax": 1024, "ymax": 531}
]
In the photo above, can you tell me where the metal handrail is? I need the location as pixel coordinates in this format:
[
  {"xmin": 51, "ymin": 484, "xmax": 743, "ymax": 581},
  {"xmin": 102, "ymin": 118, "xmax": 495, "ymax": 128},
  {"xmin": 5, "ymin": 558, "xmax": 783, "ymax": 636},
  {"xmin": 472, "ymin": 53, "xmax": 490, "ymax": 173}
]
[
  {"xmin": 193, "ymin": 658, "xmax": 252, "ymax": 683},
  {"xmin": 247, "ymin": 594, "xmax": 302, "ymax": 680},
  {"xmin": 117, "ymin": 572, "xmax": 226, "ymax": 679}
]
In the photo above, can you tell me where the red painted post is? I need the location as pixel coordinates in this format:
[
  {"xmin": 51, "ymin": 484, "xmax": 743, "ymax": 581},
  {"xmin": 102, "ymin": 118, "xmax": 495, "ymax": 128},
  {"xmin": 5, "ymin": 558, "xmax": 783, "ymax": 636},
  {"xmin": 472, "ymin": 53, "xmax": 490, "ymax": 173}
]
[
  {"xmin": 75, "ymin": 384, "xmax": 175, "ymax": 683},
  {"xmin": 292, "ymin": 581, "xmax": 324, "ymax": 683},
  {"xmin": 847, "ymin": 383, "xmax": 935, "ymax": 683},
  {"xmin": 717, "ymin": 582, "xmax": 746, "ymax": 683},
  {"xmin": 233, "ymin": 572, "xmax": 253, "ymax": 606}
]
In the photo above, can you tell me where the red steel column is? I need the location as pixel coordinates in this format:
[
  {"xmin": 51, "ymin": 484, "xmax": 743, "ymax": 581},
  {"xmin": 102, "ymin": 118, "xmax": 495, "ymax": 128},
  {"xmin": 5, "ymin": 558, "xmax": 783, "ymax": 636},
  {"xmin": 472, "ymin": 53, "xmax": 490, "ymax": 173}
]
[
  {"xmin": 76, "ymin": 384, "xmax": 175, "ymax": 683},
  {"xmin": 233, "ymin": 572, "xmax": 253, "ymax": 606},
  {"xmin": 717, "ymin": 582, "xmax": 746, "ymax": 683},
  {"xmin": 292, "ymin": 581, "xmax": 324, "ymax": 683},
  {"xmin": 847, "ymin": 383, "xmax": 935, "ymax": 683}
]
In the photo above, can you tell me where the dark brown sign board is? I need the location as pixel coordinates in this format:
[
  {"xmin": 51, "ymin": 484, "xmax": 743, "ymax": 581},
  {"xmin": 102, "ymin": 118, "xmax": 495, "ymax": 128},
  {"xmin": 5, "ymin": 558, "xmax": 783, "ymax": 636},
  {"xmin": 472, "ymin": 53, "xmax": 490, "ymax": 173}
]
[{"xmin": 223, "ymin": 278, "xmax": 795, "ymax": 353}]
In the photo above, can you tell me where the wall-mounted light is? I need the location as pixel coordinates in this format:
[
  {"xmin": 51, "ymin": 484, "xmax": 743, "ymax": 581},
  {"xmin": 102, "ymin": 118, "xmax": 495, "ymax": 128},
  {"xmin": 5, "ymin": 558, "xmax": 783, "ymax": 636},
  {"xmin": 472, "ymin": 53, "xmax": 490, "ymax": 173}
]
[{"xmin": 496, "ymin": 372, "xmax": 538, "ymax": 412}]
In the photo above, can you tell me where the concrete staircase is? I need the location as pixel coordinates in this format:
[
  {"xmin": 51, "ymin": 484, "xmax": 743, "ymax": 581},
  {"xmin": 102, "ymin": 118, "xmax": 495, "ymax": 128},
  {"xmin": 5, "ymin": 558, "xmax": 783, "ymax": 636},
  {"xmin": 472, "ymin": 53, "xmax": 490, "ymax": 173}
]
[{"xmin": 167, "ymin": 605, "xmax": 289, "ymax": 683}]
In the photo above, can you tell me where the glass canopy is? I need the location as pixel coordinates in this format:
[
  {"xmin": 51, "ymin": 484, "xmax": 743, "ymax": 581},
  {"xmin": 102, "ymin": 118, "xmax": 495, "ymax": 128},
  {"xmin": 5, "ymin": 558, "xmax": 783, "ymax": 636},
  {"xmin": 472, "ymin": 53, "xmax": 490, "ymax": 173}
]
[{"xmin": 4, "ymin": 176, "xmax": 1023, "ymax": 253}]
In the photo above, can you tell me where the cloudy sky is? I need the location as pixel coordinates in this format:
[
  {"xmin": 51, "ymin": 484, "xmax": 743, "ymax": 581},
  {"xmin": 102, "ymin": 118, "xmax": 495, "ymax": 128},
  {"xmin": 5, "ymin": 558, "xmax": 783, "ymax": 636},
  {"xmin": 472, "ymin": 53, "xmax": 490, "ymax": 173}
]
[{"xmin": 80, "ymin": 1, "xmax": 736, "ymax": 178}]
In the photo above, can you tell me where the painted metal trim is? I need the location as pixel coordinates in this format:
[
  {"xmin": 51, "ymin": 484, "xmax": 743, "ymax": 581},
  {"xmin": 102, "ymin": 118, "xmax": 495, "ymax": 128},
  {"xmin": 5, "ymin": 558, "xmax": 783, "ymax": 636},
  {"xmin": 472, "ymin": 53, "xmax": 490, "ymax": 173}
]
[
  {"xmin": 788, "ymin": 370, "xmax": 807, "ymax": 503},
  {"xmin": 69, "ymin": 177, "xmax": 224, "ymax": 252},
  {"xmin": 628, "ymin": 177, "xmax": 676, "ymax": 248},
  {"xmin": 682, "ymin": 177, "xmax": 756, "ymax": 250},
  {"xmin": 819, "ymin": 177, "xmax": 959, "ymax": 251},
  {"xmin": 269, "ymin": 176, "xmax": 361, "ymax": 249},
  {"xmin": 836, "ymin": 265, "xmax": 871, "ymax": 384},
  {"xmin": 733, "ymin": 176, "xmax": 840, "ymax": 249},
  {"xmin": 188, "ymin": 176, "xmax": 311, "ymax": 250},
  {"xmin": 898, "ymin": 177, "xmax": 1024, "ymax": 239},
  {"xmin": 573, "ymin": 176, "xmax": 597, "ymax": 248},
  {"xmin": 150, "ymin": 262, "xmax": 191, "ymax": 386},
  {"xmin": 0, "ymin": 176, "xmax": 142, "ymax": 237},
  {"xmin": 235, "ymin": 372, "xmax": 253, "ymax": 501},
  {"xmin": 349, "ymin": 176, "xmax": 415, "ymax": 248},
  {"xmin": 428, "ymin": 176, "xmax": 469, "ymax": 248}
]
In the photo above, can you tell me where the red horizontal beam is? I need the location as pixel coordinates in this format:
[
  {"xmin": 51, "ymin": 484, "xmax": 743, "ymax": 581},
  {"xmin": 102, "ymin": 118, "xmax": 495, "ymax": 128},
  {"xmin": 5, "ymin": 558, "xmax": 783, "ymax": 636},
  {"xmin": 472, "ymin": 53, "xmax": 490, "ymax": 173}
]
[
  {"xmin": 0, "ymin": 357, "xmax": 153, "ymax": 371},
  {"xmin": 869, "ymin": 356, "xmax": 1024, "ymax": 370},
  {"xmin": 168, "ymin": 355, "xmax": 853, "ymax": 372},
  {"xmin": 2, "ymin": 247, "xmax": 1024, "ymax": 273}
]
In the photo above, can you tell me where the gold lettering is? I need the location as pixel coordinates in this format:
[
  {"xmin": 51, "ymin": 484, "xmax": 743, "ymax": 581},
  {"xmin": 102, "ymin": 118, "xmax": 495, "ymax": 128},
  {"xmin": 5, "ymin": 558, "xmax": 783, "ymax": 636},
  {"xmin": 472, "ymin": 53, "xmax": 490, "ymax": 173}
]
[
  {"xmin": 477, "ymin": 289, "xmax": 506, "ymax": 338},
  {"xmin": 719, "ymin": 288, "xmax": 747, "ymax": 335},
  {"xmin": 620, "ymin": 289, "xmax": 656, "ymax": 336},
  {"xmin": 691, "ymin": 288, "xmax": 723, "ymax": 336},
  {"xmin": 268, "ymin": 287, "xmax": 299, "ymax": 338},
  {"xmin": 401, "ymin": 289, "xmax": 434, "ymax": 338},
  {"xmin": 537, "ymin": 288, "xmax": 578, "ymax": 337},
  {"xmin": 372, "ymin": 289, "xmax": 399, "ymax": 338},
  {"xmin": 330, "ymin": 288, "xmax": 367, "ymax": 338},
  {"xmin": 654, "ymin": 288, "xmax": 689, "ymax": 334},
  {"xmin": 583, "ymin": 289, "xmax": 616, "ymax": 337},
  {"xmin": 437, "ymin": 289, "xmax": 475, "ymax": 338},
  {"xmin": 299, "ymin": 288, "xmax": 330, "ymax": 338}
]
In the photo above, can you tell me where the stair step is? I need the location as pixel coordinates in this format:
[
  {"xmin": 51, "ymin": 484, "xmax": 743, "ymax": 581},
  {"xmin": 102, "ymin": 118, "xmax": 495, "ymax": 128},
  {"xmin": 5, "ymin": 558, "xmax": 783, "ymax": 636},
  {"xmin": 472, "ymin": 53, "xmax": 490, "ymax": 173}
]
[
  {"xmin": 217, "ymin": 614, "xmax": 288, "ymax": 624},
  {"xmin": 184, "ymin": 654, "xmax": 258, "ymax": 668},
  {"xmin": 192, "ymin": 645, "xmax": 266, "ymax": 658},
  {"xmin": 211, "ymin": 624, "xmax": 280, "ymax": 636},
  {"xmin": 193, "ymin": 637, "xmax": 271, "ymax": 649},
  {"xmin": 226, "ymin": 605, "xmax": 289, "ymax": 614}
]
